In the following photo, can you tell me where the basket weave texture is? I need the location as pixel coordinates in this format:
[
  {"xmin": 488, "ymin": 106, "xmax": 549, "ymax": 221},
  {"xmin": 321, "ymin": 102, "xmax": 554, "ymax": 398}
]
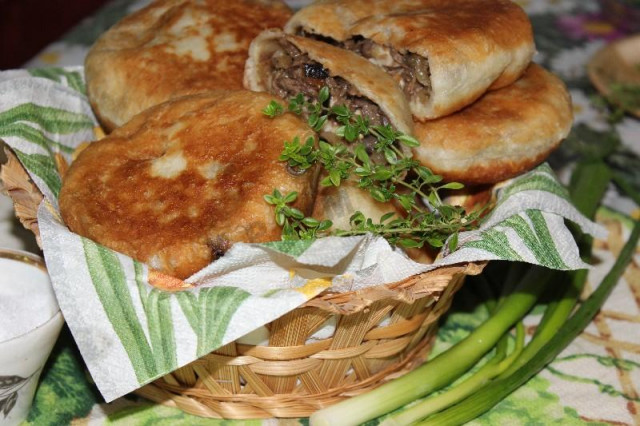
[{"xmin": 0, "ymin": 147, "xmax": 484, "ymax": 419}]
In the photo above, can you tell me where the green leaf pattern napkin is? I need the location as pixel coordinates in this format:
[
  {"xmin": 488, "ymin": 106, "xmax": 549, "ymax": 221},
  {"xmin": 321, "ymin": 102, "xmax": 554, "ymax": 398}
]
[{"xmin": 0, "ymin": 68, "xmax": 605, "ymax": 402}]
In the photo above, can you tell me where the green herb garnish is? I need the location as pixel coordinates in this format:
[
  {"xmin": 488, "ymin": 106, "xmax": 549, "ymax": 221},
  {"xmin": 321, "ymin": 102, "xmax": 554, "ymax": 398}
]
[
  {"xmin": 263, "ymin": 189, "xmax": 332, "ymax": 240},
  {"xmin": 264, "ymin": 87, "xmax": 481, "ymax": 250}
]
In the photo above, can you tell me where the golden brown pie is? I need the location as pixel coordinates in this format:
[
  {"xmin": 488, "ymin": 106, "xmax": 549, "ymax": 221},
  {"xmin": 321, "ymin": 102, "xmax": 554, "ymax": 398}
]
[
  {"xmin": 60, "ymin": 90, "xmax": 318, "ymax": 279},
  {"xmin": 85, "ymin": 0, "xmax": 291, "ymax": 131},
  {"xmin": 412, "ymin": 64, "xmax": 573, "ymax": 184}
]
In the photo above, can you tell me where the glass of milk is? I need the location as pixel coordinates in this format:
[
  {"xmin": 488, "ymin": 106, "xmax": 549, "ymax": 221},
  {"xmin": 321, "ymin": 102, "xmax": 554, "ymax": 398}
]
[{"xmin": 0, "ymin": 249, "xmax": 64, "ymax": 426}]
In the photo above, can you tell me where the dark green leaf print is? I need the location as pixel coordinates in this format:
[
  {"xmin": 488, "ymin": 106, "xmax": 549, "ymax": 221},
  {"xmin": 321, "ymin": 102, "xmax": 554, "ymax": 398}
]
[
  {"xmin": 500, "ymin": 211, "xmax": 568, "ymax": 269},
  {"xmin": 0, "ymin": 375, "xmax": 29, "ymax": 397},
  {"xmin": 177, "ymin": 287, "xmax": 250, "ymax": 357},
  {"xmin": 0, "ymin": 392, "xmax": 18, "ymax": 418},
  {"xmin": 197, "ymin": 287, "xmax": 250, "ymax": 356},
  {"xmin": 134, "ymin": 262, "xmax": 177, "ymax": 374},
  {"xmin": 25, "ymin": 328, "xmax": 98, "ymax": 425},
  {"xmin": 28, "ymin": 68, "xmax": 86, "ymax": 94},
  {"xmin": 0, "ymin": 103, "xmax": 93, "ymax": 134},
  {"xmin": 465, "ymin": 229, "xmax": 524, "ymax": 261},
  {"xmin": 0, "ymin": 122, "xmax": 74, "ymax": 154},
  {"xmin": 496, "ymin": 164, "xmax": 570, "ymax": 206},
  {"xmin": 13, "ymin": 149, "xmax": 62, "ymax": 197},
  {"xmin": 82, "ymin": 239, "xmax": 156, "ymax": 383}
]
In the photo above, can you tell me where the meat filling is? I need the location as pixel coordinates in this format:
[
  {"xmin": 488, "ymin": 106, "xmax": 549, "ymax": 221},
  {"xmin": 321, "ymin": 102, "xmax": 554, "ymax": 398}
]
[
  {"xmin": 269, "ymin": 40, "xmax": 391, "ymax": 128},
  {"xmin": 343, "ymin": 37, "xmax": 432, "ymax": 105},
  {"xmin": 302, "ymin": 34, "xmax": 432, "ymax": 105}
]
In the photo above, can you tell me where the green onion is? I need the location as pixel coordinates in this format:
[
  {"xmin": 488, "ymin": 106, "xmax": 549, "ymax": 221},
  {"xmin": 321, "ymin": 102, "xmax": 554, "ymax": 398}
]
[
  {"xmin": 309, "ymin": 267, "xmax": 553, "ymax": 426},
  {"xmin": 498, "ymin": 159, "xmax": 611, "ymax": 376},
  {"xmin": 568, "ymin": 160, "xmax": 612, "ymax": 219},
  {"xmin": 380, "ymin": 322, "xmax": 525, "ymax": 426},
  {"xmin": 498, "ymin": 269, "xmax": 584, "ymax": 379},
  {"xmin": 613, "ymin": 171, "xmax": 640, "ymax": 206},
  {"xmin": 416, "ymin": 218, "xmax": 640, "ymax": 425}
]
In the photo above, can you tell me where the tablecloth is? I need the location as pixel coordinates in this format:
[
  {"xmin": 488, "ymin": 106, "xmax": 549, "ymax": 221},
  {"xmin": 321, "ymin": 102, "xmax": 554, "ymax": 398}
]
[{"xmin": 1, "ymin": 0, "xmax": 639, "ymax": 424}]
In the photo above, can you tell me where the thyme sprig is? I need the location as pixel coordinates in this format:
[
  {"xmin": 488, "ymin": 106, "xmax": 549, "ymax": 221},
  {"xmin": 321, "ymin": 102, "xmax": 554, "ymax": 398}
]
[
  {"xmin": 263, "ymin": 189, "xmax": 332, "ymax": 240},
  {"xmin": 263, "ymin": 88, "xmax": 481, "ymax": 250}
]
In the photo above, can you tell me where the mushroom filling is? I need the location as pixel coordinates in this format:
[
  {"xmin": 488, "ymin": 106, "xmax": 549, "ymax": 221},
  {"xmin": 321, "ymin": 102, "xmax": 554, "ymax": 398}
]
[
  {"xmin": 268, "ymin": 39, "xmax": 392, "ymax": 130},
  {"xmin": 301, "ymin": 33, "xmax": 432, "ymax": 105},
  {"xmin": 344, "ymin": 37, "xmax": 431, "ymax": 105}
]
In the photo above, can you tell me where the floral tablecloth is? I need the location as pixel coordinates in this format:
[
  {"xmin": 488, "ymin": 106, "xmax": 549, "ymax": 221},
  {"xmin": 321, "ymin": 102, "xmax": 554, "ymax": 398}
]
[{"xmin": 2, "ymin": 0, "xmax": 639, "ymax": 424}]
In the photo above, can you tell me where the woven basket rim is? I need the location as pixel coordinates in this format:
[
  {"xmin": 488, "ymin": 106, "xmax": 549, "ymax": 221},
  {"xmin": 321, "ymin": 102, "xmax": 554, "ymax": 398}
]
[{"xmin": 302, "ymin": 261, "xmax": 485, "ymax": 314}]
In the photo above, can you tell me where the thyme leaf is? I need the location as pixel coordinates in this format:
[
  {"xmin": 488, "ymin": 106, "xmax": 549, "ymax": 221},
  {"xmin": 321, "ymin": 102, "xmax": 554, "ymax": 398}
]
[{"xmin": 264, "ymin": 88, "xmax": 483, "ymax": 249}]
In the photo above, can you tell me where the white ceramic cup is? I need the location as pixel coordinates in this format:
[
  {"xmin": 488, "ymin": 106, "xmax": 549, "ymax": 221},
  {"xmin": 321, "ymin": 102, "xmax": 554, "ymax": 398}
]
[{"xmin": 0, "ymin": 249, "xmax": 64, "ymax": 426}]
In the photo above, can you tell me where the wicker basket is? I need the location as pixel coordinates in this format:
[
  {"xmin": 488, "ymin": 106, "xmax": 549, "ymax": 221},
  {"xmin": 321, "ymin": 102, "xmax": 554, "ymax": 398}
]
[{"xmin": 0, "ymin": 146, "xmax": 485, "ymax": 419}]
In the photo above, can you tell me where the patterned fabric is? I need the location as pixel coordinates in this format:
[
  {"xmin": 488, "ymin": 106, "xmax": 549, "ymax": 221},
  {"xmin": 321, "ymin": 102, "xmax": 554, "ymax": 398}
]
[{"xmin": 6, "ymin": 0, "xmax": 640, "ymax": 424}]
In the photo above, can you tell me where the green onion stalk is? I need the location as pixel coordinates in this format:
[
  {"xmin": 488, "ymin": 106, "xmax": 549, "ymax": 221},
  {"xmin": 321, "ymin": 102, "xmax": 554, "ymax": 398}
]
[
  {"xmin": 379, "ymin": 322, "xmax": 526, "ymax": 426},
  {"xmin": 496, "ymin": 160, "xmax": 612, "ymax": 377},
  {"xmin": 417, "ymin": 219, "xmax": 639, "ymax": 426},
  {"xmin": 310, "ymin": 157, "xmax": 638, "ymax": 426},
  {"xmin": 309, "ymin": 267, "xmax": 553, "ymax": 426}
]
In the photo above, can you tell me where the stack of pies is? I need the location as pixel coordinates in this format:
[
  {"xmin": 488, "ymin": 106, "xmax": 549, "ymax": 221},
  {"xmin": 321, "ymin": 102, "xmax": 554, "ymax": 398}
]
[
  {"xmin": 243, "ymin": 0, "xmax": 572, "ymax": 237},
  {"xmin": 61, "ymin": 0, "xmax": 573, "ymax": 278},
  {"xmin": 245, "ymin": 0, "xmax": 572, "ymax": 185}
]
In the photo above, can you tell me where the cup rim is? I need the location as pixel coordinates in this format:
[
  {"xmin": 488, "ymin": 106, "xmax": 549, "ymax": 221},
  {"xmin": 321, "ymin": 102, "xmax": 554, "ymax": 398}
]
[
  {"xmin": 0, "ymin": 310, "xmax": 64, "ymax": 345},
  {"xmin": 0, "ymin": 247, "xmax": 47, "ymax": 271},
  {"xmin": 0, "ymin": 247, "xmax": 63, "ymax": 344}
]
